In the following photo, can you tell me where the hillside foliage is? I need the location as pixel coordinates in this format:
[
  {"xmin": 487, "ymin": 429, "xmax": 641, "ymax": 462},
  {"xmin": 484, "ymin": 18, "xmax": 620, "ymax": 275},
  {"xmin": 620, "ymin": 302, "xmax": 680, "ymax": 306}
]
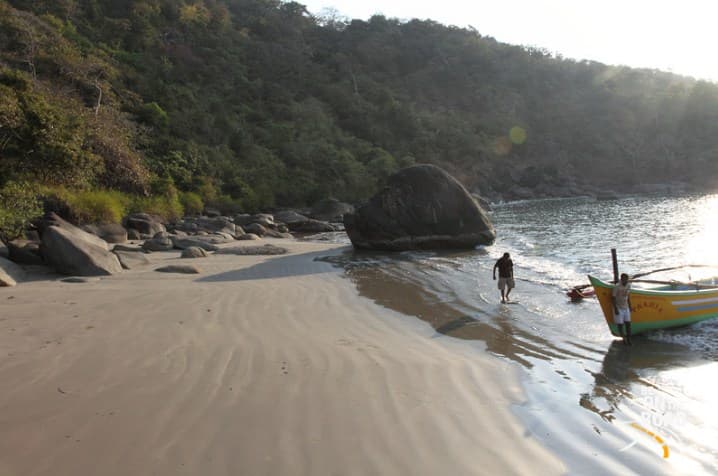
[{"xmin": 2, "ymin": 0, "xmax": 718, "ymax": 214}]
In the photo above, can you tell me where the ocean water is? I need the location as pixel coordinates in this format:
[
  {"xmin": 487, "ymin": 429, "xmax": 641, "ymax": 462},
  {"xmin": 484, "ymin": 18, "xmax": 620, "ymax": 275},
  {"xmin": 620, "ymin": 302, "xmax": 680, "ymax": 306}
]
[{"xmin": 314, "ymin": 194, "xmax": 718, "ymax": 474}]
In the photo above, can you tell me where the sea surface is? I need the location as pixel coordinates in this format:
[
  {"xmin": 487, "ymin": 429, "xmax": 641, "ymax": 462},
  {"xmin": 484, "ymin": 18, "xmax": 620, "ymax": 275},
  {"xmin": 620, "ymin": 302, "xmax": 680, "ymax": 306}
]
[{"xmin": 313, "ymin": 193, "xmax": 718, "ymax": 475}]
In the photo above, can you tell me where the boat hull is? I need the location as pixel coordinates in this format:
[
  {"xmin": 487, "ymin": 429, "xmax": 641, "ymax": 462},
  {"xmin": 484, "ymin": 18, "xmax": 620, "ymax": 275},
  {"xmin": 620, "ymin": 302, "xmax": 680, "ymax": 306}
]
[{"xmin": 588, "ymin": 275, "xmax": 718, "ymax": 336}]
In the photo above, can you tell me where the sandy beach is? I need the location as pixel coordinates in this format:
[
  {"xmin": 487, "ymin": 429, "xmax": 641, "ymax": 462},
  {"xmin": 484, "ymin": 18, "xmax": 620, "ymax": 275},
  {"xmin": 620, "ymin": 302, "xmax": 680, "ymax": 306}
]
[{"xmin": 0, "ymin": 239, "xmax": 563, "ymax": 475}]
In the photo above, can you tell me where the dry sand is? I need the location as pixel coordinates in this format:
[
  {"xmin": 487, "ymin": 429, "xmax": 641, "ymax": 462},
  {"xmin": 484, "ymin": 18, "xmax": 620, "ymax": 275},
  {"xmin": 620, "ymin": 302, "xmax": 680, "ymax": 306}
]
[{"xmin": 0, "ymin": 239, "xmax": 564, "ymax": 475}]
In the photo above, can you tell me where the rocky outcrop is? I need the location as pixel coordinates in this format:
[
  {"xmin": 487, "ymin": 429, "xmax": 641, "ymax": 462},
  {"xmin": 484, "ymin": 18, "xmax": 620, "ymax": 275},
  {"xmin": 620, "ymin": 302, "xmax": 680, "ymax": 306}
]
[
  {"xmin": 39, "ymin": 213, "xmax": 122, "ymax": 276},
  {"xmin": 344, "ymin": 164, "xmax": 496, "ymax": 250},
  {"xmin": 0, "ymin": 256, "xmax": 25, "ymax": 286}
]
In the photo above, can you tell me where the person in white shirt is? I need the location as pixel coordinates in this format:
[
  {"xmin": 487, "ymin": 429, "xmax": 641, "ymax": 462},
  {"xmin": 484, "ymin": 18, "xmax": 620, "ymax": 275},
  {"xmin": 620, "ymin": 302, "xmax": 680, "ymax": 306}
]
[{"xmin": 612, "ymin": 273, "xmax": 632, "ymax": 345}]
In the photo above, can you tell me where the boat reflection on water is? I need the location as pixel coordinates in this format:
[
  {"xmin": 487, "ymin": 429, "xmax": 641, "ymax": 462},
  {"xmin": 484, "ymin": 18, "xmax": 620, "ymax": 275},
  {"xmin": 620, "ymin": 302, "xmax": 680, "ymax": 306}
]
[{"xmin": 580, "ymin": 339, "xmax": 706, "ymax": 423}]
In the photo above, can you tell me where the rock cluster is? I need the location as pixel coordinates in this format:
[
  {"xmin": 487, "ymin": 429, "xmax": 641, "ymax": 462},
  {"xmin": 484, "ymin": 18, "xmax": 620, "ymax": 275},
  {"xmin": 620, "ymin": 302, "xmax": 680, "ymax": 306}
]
[{"xmin": 1, "ymin": 208, "xmax": 340, "ymax": 281}]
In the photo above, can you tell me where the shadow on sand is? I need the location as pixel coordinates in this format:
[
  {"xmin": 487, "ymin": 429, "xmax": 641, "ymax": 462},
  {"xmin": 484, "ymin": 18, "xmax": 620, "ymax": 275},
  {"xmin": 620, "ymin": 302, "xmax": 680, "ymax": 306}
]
[{"xmin": 196, "ymin": 248, "xmax": 347, "ymax": 282}]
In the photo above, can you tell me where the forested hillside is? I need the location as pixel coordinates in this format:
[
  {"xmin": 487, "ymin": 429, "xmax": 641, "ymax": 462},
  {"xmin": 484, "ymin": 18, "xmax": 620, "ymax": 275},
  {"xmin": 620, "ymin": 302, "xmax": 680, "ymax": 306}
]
[{"xmin": 2, "ymin": 0, "xmax": 718, "ymax": 213}]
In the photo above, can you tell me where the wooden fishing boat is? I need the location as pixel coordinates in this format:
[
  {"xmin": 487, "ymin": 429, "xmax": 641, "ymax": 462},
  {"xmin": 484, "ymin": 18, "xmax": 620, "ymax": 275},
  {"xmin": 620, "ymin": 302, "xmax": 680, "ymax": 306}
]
[{"xmin": 589, "ymin": 275, "xmax": 718, "ymax": 336}]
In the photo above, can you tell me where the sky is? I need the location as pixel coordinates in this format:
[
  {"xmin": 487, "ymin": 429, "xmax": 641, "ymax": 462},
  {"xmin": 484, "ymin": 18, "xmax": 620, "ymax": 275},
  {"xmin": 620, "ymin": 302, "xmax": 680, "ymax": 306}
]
[{"xmin": 299, "ymin": 0, "xmax": 718, "ymax": 82}]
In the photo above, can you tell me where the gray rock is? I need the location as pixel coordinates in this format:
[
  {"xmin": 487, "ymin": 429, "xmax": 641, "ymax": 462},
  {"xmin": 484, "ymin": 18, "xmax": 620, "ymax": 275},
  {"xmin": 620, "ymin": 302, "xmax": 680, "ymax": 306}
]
[
  {"xmin": 124, "ymin": 213, "xmax": 166, "ymax": 237},
  {"xmin": 250, "ymin": 214, "xmax": 275, "ymax": 227},
  {"xmin": 244, "ymin": 223, "xmax": 267, "ymax": 236},
  {"xmin": 156, "ymin": 265, "xmax": 201, "ymax": 274},
  {"xmin": 237, "ymin": 233, "xmax": 261, "ymax": 241},
  {"xmin": 0, "ymin": 242, "xmax": 7, "ymax": 259},
  {"xmin": 1, "ymin": 256, "xmax": 26, "ymax": 286},
  {"xmin": 39, "ymin": 213, "xmax": 122, "ymax": 276},
  {"xmin": 234, "ymin": 214, "xmax": 253, "ymax": 226},
  {"xmin": 212, "ymin": 232, "xmax": 235, "ymax": 241},
  {"xmin": 39, "ymin": 213, "xmax": 109, "ymax": 250},
  {"xmin": 181, "ymin": 247, "xmax": 208, "ymax": 258},
  {"xmin": 262, "ymin": 228, "xmax": 288, "ymax": 238},
  {"xmin": 127, "ymin": 228, "xmax": 141, "ymax": 240},
  {"xmin": 344, "ymin": 164, "xmax": 496, "ymax": 250},
  {"xmin": 142, "ymin": 232, "xmax": 174, "ymax": 252},
  {"xmin": 172, "ymin": 217, "xmax": 237, "ymax": 236},
  {"xmin": 82, "ymin": 223, "xmax": 128, "ymax": 244},
  {"xmin": 7, "ymin": 240, "xmax": 43, "ymax": 265},
  {"xmin": 60, "ymin": 276, "xmax": 101, "ymax": 283},
  {"xmin": 310, "ymin": 198, "xmax": 354, "ymax": 222},
  {"xmin": 287, "ymin": 219, "xmax": 336, "ymax": 233},
  {"xmin": 113, "ymin": 250, "xmax": 151, "ymax": 269},
  {"xmin": 112, "ymin": 244, "xmax": 144, "ymax": 253},
  {"xmin": 215, "ymin": 244, "xmax": 288, "ymax": 255},
  {"xmin": 274, "ymin": 210, "xmax": 309, "ymax": 225},
  {"xmin": 170, "ymin": 236, "xmax": 221, "ymax": 252}
]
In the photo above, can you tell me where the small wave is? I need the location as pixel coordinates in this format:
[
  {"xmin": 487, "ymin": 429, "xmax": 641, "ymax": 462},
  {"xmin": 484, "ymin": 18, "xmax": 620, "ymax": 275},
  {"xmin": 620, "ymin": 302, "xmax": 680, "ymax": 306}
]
[{"xmin": 645, "ymin": 320, "xmax": 718, "ymax": 359}]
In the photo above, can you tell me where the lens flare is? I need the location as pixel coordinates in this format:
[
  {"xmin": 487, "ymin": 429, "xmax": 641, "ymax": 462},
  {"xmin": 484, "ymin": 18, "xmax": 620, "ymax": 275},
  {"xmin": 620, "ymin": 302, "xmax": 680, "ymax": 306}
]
[{"xmin": 509, "ymin": 126, "xmax": 527, "ymax": 144}]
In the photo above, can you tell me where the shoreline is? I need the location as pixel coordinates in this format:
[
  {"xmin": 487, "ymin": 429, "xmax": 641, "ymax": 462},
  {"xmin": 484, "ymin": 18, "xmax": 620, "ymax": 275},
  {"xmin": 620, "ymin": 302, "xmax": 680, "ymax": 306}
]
[{"xmin": 0, "ymin": 239, "xmax": 563, "ymax": 475}]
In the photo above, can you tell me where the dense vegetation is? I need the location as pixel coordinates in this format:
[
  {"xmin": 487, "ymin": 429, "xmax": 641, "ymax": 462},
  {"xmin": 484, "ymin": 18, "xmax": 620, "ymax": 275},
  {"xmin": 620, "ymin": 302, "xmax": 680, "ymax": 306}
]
[{"xmin": 2, "ymin": 0, "xmax": 718, "ymax": 235}]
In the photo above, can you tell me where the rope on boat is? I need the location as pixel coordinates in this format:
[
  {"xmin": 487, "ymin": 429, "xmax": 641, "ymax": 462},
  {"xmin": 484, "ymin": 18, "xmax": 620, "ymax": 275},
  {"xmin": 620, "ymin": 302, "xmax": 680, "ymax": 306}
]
[{"xmin": 631, "ymin": 264, "xmax": 714, "ymax": 280}]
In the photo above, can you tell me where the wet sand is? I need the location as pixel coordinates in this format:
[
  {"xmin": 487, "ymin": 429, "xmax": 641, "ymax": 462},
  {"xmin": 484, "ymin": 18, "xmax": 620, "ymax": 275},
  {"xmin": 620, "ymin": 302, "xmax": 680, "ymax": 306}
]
[
  {"xmin": 0, "ymin": 240, "xmax": 563, "ymax": 476},
  {"xmin": 324, "ymin": 247, "xmax": 718, "ymax": 475}
]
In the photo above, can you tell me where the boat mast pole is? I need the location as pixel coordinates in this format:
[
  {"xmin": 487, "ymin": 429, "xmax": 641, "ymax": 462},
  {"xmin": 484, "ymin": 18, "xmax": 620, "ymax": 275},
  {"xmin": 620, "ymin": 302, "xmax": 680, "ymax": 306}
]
[{"xmin": 611, "ymin": 248, "xmax": 619, "ymax": 284}]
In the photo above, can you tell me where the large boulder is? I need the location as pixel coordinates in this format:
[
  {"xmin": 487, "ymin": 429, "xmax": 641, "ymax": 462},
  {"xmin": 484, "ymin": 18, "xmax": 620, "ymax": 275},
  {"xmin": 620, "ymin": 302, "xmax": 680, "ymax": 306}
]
[
  {"xmin": 344, "ymin": 164, "xmax": 496, "ymax": 250},
  {"xmin": 1, "ymin": 256, "xmax": 26, "ymax": 286},
  {"xmin": 39, "ymin": 213, "xmax": 122, "ymax": 276}
]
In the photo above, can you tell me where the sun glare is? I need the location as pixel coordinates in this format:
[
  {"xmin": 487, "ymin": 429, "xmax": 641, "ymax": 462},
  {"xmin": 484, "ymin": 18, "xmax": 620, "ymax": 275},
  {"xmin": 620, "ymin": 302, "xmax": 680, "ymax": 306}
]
[{"xmin": 683, "ymin": 195, "xmax": 718, "ymax": 269}]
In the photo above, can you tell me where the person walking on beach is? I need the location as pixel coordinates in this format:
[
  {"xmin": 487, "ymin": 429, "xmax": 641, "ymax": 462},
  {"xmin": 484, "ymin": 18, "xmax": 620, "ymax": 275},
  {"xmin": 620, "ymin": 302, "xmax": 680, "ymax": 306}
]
[
  {"xmin": 493, "ymin": 252, "xmax": 514, "ymax": 303},
  {"xmin": 612, "ymin": 273, "xmax": 632, "ymax": 345}
]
